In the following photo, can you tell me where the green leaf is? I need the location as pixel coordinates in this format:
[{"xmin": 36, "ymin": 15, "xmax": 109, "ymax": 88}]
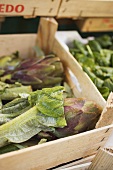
[
  {"xmin": 96, "ymin": 35, "xmax": 112, "ymax": 48},
  {"xmin": 88, "ymin": 40, "xmax": 102, "ymax": 52},
  {"xmin": 29, "ymin": 86, "xmax": 65, "ymax": 118},
  {"xmin": 36, "ymin": 112, "xmax": 66, "ymax": 128},
  {"xmin": 0, "ymin": 86, "xmax": 66, "ymax": 147},
  {"xmin": 0, "ymin": 106, "xmax": 31, "ymax": 125},
  {"xmin": 0, "ymin": 98, "xmax": 30, "ymax": 114},
  {"xmin": 0, "ymin": 144, "xmax": 25, "ymax": 154},
  {"xmin": 34, "ymin": 46, "xmax": 45, "ymax": 57},
  {"xmin": 38, "ymin": 138, "xmax": 47, "ymax": 145},
  {"xmin": 99, "ymin": 87, "xmax": 110, "ymax": 100},
  {"xmin": 0, "ymin": 106, "xmax": 42, "ymax": 147},
  {"xmin": 63, "ymin": 82, "xmax": 74, "ymax": 98},
  {"xmin": 36, "ymin": 86, "xmax": 64, "ymax": 118},
  {"xmin": 75, "ymin": 53, "xmax": 95, "ymax": 68},
  {"xmin": 73, "ymin": 40, "xmax": 87, "ymax": 55},
  {"xmin": 104, "ymin": 79, "xmax": 113, "ymax": 92},
  {"xmin": 0, "ymin": 84, "xmax": 32, "ymax": 100},
  {"xmin": 93, "ymin": 77, "xmax": 104, "ymax": 88}
]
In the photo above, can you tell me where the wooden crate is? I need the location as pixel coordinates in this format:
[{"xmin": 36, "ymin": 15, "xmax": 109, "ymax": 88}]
[
  {"xmin": 57, "ymin": 0, "xmax": 113, "ymax": 18},
  {"xmin": 0, "ymin": 18, "xmax": 113, "ymax": 170},
  {"xmin": 54, "ymin": 148, "xmax": 113, "ymax": 170},
  {"xmin": 76, "ymin": 17, "xmax": 113, "ymax": 32},
  {"xmin": 0, "ymin": 0, "xmax": 61, "ymax": 16},
  {"xmin": 88, "ymin": 147, "xmax": 113, "ymax": 170}
]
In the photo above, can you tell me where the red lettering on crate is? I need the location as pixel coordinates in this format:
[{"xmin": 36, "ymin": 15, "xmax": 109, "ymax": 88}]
[
  {"xmin": 15, "ymin": 5, "xmax": 24, "ymax": 13},
  {"xmin": 0, "ymin": 4, "xmax": 5, "ymax": 12},
  {"xmin": 6, "ymin": 5, "xmax": 14, "ymax": 12},
  {"xmin": 0, "ymin": 4, "xmax": 24, "ymax": 13}
]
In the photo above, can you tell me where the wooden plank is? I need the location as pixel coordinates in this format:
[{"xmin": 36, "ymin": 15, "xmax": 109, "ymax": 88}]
[
  {"xmin": 0, "ymin": 0, "xmax": 61, "ymax": 16},
  {"xmin": 53, "ymin": 155, "xmax": 94, "ymax": 170},
  {"xmin": 58, "ymin": 0, "xmax": 113, "ymax": 18},
  {"xmin": 37, "ymin": 17, "xmax": 58, "ymax": 54},
  {"xmin": 76, "ymin": 17, "xmax": 113, "ymax": 32},
  {"xmin": 52, "ymin": 38, "xmax": 106, "ymax": 109},
  {"xmin": 88, "ymin": 148, "xmax": 113, "ymax": 170},
  {"xmin": 62, "ymin": 162, "xmax": 90, "ymax": 170},
  {"xmin": 96, "ymin": 92, "xmax": 113, "ymax": 128},
  {"xmin": 0, "ymin": 34, "xmax": 36, "ymax": 58},
  {"xmin": 62, "ymin": 148, "xmax": 113, "ymax": 170},
  {"xmin": 0, "ymin": 124, "xmax": 113, "ymax": 170}
]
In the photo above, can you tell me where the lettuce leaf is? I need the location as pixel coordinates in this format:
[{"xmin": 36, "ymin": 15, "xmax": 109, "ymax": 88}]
[{"xmin": 0, "ymin": 86, "xmax": 66, "ymax": 147}]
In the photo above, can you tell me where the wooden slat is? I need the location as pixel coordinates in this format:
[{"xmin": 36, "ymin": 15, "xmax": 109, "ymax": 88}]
[
  {"xmin": 52, "ymin": 38, "xmax": 106, "ymax": 109},
  {"xmin": 62, "ymin": 163, "xmax": 90, "ymax": 170},
  {"xmin": 0, "ymin": 34, "xmax": 36, "ymax": 58},
  {"xmin": 96, "ymin": 92, "xmax": 113, "ymax": 128},
  {"xmin": 76, "ymin": 17, "xmax": 113, "ymax": 32},
  {"xmin": 58, "ymin": 0, "xmax": 113, "ymax": 18},
  {"xmin": 37, "ymin": 17, "xmax": 58, "ymax": 54},
  {"xmin": 0, "ymin": 0, "xmax": 61, "ymax": 16},
  {"xmin": 88, "ymin": 148, "xmax": 113, "ymax": 170},
  {"xmin": 53, "ymin": 155, "xmax": 94, "ymax": 170},
  {"xmin": 0, "ymin": 124, "xmax": 113, "ymax": 170}
]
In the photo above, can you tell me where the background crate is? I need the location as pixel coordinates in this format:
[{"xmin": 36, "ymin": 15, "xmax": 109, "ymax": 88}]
[
  {"xmin": 0, "ymin": 0, "xmax": 61, "ymax": 16},
  {"xmin": 58, "ymin": 0, "xmax": 113, "ymax": 18},
  {"xmin": 0, "ymin": 18, "xmax": 113, "ymax": 170},
  {"xmin": 76, "ymin": 17, "xmax": 113, "ymax": 32}
]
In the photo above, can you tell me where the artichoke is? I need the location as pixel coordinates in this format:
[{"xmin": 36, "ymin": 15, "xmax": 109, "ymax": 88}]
[
  {"xmin": 53, "ymin": 98, "xmax": 102, "ymax": 138},
  {"xmin": 0, "ymin": 48, "xmax": 64, "ymax": 90},
  {"xmin": 11, "ymin": 54, "xmax": 64, "ymax": 90}
]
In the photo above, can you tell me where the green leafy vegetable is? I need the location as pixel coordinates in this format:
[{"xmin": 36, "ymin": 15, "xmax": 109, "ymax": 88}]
[
  {"xmin": 0, "ymin": 47, "xmax": 64, "ymax": 90},
  {"xmin": 0, "ymin": 86, "xmax": 66, "ymax": 148},
  {"xmin": 96, "ymin": 35, "xmax": 112, "ymax": 48},
  {"xmin": 0, "ymin": 144, "xmax": 25, "ymax": 154},
  {"xmin": 73, "ymin": 40, "xmax": 87, "ymax": 55},
  {"xmin": 0, "ymin": 81, "xmax": 32, "ymax": 100},
  {"xmin": 70, "ymin": 35, "xmax": 113, "ymax": 100}
]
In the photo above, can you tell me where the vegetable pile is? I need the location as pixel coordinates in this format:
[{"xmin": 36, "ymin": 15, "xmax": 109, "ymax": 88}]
[
  {"xmin": 0, "ymin": 86, "xmax": 102, "ymax": 154},
  {"xmin": 0, "ymin": 47, "xmax": 102, "ymax": 154},
  {"xmin": 0, "ymin": 47, "xmax": 64, "ymax": 90},
  {"xmin": 70, "ymin": 35, "xmax": 113, "ymax": 100}
]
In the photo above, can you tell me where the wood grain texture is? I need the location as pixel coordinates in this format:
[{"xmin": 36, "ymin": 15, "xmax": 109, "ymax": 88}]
[
  {"xmin": 96, "ymin": 92, "xmax": 113, "ymax": 128},
  {"xmin": 37, "ymin": 17, "xmax": 58, "ymax": 54},
  {"xmin": 76, "ymin": 18, "xmax": 113, "ymax": 32},
  {"xmin": 0, "ymin": 0, "xmax": 61, "ymax": 16},
  {"xmin": 88, "ymin": 148, "xmax": 113, "ymax": 170},
  {"xmin": 0, "ymin": 34, "xmax": 36, "ymax": 58},
  {"xmin": 0, "ymin": 124, "xmax": 113, "ymax": 170},
  {"xmin": 53, "ymin": 155, "xmax": 94, "ymax": 169},
  {"xmin": 58, "ymin": 0, "xmax": 113, "ymax": 18}
]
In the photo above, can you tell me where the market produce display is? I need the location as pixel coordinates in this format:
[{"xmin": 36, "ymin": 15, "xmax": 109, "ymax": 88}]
[
  {"xmin": 0, "ymin": 47, "xmax": 102, "ymax": 155},
  {"xmin": 70, "ymin": 35, "xmax": 113, "ymax": 100},
  {"xmin": 0, "ymin": 86, "xmax": 102, "ymax": 154},
  {"xmin": 0, "ymin": 46, "xmax": 64, "ymax": 90}
]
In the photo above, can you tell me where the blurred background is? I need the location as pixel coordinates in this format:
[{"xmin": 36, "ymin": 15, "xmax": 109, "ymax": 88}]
[{"xmin": 0, "ymin": 16, "xmax": 113, "ymax": 38}]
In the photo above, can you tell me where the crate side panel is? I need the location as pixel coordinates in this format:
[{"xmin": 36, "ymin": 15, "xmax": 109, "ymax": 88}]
[
  {"xmin": 76, "ymin": 18, "xmax": 113, "ymax": 32},
  {"xmin": 0, "ymin": 125, "xmax": 113, "ymax": 170},
  {"xmin": 88, "ymin": 148, "xmax": 113, "ymax": 170},
  {"xmin": 58, "ymin": 0, "xmax": 113, "ymax": 18},
  {"xmin": 0, "ymin": 34, "xmax": 36, "ymax": 58},
  {"xmin": 0, "ymin": 0, "xmax": 61, "ymax": 16}
]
